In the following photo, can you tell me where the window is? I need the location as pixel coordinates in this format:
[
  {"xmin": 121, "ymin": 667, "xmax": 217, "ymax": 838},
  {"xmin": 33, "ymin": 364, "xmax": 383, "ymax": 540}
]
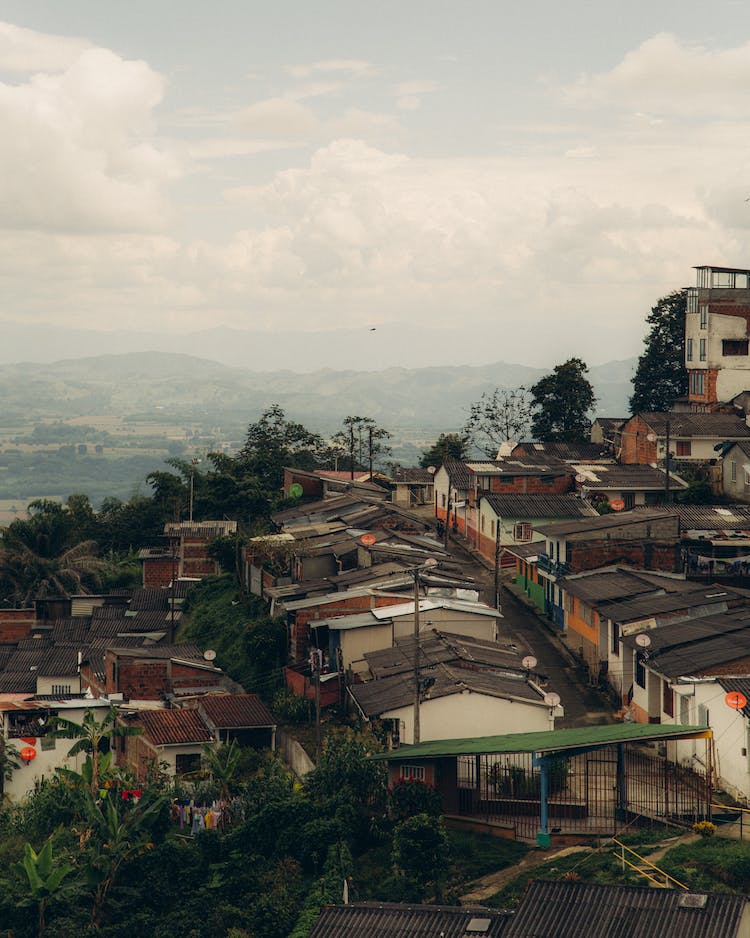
[
  {"xmin": 513, "ymin": 522, "xmax": 532, "ymax": 542},
  {"xmin": 51, "ymin": 684, "xmax": 71, "ymax": 696},
  {"xmin": 732, "ymin": 460, "xmax": 737, "ymax": 482},
  {"xmin": 689, "ymin": 371, "xmax": 705, "ymax": 395},
  {"xmin": 441, "ymin": 493, "xmax": 446, "ymax": 508},
  {"xmin": 563, "ymin": 591, "xmax": 574, "ymax": 614},
  {"xmin": 699, "ymin": 338, "xmax": 707, "ymax": 361},
  {"xmin": 686, "ymin": 338, "xmax": 693, "ymax": 361},
  {"xmin": 687, "ymin": 288, "xmax": 698, "ymax": 313},
  {"xmin": 723, "ymin": 339, "xmax": 749, "ymax": 356},
  {"xmin": 480, "ymin": 514, "xmax": 485, "ymax": 533},
  {"xmin": 712, "ymin": 270, "xmax": 733, "ymax": 287},
  {"xmin": 175, "ymin": 753, "xmax": 201, "ymax": 776},
  {"xmin": 635, "ymin": 653, "xmax": 646, "ymax": 689},
  {"xmin": 697, "ymin": 703, "xmax": 709, "ymax": 727},
  {"xmin": 611, "ymin": 622, "xmax": 620, "ymax": 656},
  {"xmin": 699, "ymin": 305, "xmax": 708, "ymax": 328},
  {"xmin": 663, "ymin": 680, "xmax": 674, "ymax": 718},
  {"xmin": 676, "ymin": 441, "xmax": 691, "ymax": 457},
  {"xmin": 400, "ymin": 764, "xmax": 426, "ymax": 781},
  {"xmin": 680, "ymin": 694, "xmax": 690, "ymax": 724}
]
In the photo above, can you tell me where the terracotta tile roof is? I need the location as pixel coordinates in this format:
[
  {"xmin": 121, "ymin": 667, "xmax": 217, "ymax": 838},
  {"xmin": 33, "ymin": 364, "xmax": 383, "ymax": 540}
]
[
  {"xmin": 138, "ymin": 708, "xmax": 213, "ymax": 746},
  {"xmin": 196, "ymin": 694, "xmax": 276, "ymax": 728}
]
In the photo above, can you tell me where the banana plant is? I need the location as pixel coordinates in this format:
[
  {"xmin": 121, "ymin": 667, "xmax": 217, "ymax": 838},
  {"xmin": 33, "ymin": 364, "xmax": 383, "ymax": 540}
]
[{"xmin": 17, "ymin": 840, "xmax": 77, "ymax": 938}]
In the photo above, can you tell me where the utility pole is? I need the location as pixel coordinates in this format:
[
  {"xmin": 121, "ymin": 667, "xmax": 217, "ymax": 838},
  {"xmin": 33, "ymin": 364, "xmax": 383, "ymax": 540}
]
[
  {"xmin": 368, "ymin": 425, "xmax": 373, "ymax": 480},
  {"xmin": 444, "ymin": 488, "xmax": 451, "ymax": 549},
  {"xmin": 493, "ymin": 514, "xmax": 502, "ymax": 611},
  {"xmin": 412, "ymin": 570, "xmax": 421, "ymax": 745},
  {"xmin": 665, "ymin": 418, "xmax": 671, "ymax": 504}
]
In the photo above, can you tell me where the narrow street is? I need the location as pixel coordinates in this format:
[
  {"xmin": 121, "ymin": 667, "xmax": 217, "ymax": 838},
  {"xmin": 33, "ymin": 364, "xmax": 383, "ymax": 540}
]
[{"xmin": 445, "ymin": 533, "xmax": 613, "ymax": 728}]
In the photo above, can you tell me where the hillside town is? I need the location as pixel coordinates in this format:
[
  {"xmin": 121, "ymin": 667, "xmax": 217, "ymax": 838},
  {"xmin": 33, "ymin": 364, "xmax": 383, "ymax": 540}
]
[{"xmin": 7, "ymin": 265, "xmax": 750, "ymax": 933}]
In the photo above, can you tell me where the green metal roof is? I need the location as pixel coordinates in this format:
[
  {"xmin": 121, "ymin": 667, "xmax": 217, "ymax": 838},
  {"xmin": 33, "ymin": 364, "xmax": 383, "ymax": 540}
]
[{"xmin": 370, "ymin": 723, "xmax": 711, "ymax": 761}]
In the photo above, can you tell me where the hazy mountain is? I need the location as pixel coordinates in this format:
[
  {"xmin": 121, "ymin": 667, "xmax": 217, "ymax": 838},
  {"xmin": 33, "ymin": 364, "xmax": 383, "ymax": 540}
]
[{"xmin": 0, "ymin": 350, "xmax": 635, "ymax": 433}]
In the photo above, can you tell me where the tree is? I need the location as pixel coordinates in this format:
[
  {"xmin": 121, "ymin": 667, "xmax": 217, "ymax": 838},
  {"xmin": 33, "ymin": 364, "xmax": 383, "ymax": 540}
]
[
  {"xmin": 332, "ymin": 416, "xmax": 392, "ymax": 477},
  {"xmin": 51, "ymin": 707, "xmax": 142, "ymax": 797},
  {"xmin": 391, "ymin": 813, "xmax": 449, "ymax": 901},
  {"xmin": 17, "ymin": 840, "xmax": 77, "ymax": 938},
  {"xmin": 529, "ymin": 358, "xmax": 596, "ymax": 442},
  {"xmin": 630, "ymin": 289, "xmax": 688, "ymax": 413},
  {"xmin": 419, "ymin": 433, "xmax": 469, "ymax": 468},
  {"xmin": 463, "ymin": 387, "xmax": 534, "ymax": 457}
]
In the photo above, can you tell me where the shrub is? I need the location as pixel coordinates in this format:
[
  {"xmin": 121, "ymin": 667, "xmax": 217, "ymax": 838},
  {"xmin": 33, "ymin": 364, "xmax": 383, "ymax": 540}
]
[{"xmin": 388, "ymin": 778, "xmax": 442, "ymax": 821}]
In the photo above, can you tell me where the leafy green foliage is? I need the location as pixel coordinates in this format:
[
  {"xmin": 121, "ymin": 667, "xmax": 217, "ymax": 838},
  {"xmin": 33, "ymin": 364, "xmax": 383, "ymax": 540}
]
[
  {"xmin": 530, "ymin": 358, "xmax": 596, "ymax": 442},
  {"xmin": 388, "ymin": 778, "xmax": 442, "ymax": 821},
  {"xmin": 420, "ymin": 432, "xmax": 470, "ymax": 467},
  {"xmin": 630, "ymin": 289, "xmax": 688, "ymax": 414},
  {"xmin": 391, "ymin": 813, "xmax": 449, "ymax": 901}
]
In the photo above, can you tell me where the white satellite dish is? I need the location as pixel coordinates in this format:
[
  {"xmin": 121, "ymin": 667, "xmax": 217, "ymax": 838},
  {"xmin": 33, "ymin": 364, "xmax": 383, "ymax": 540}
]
[
  {"xmin": 203, "ymin": 649, "xmax": 217, "ymax": 661},
  {"xmin": 575, "ymin": 474, "xmax": 586, "ymax": 483},
  {"xmin": 543, "ymin": 692, "xmax": 561, "ymax": 708},
  {"xmin": 635, "ymin": 634, "xmax": 651, "ymax": 648},
  {"xmin": 646, "ymin": 433, "xmax": 657, "ymax": 443},
  {"xmin": 426, "ymin": 466, "xmax": 437, "ymax": 475},
  {"xmin": 521, "ymin": 655, "xmax": 538, "ymax": 671}
]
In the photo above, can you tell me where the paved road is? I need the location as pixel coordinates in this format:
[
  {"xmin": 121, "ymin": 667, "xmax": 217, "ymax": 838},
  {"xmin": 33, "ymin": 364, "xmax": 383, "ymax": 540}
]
[{"xmin": 446, "ymin": 535, "xmax": 613, "ymax": 728}]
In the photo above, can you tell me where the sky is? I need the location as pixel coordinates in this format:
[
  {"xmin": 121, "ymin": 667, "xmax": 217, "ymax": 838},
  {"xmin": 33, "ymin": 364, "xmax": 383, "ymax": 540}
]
[{"xmin": 2, "ymin": 1, "xmax": 750, "ymax": 368}]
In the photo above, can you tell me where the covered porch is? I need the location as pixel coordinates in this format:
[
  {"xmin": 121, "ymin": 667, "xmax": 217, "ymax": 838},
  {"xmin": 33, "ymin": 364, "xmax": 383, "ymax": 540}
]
[{"xmin": 373, "ymin": 723, "xmax": 713, "ymax": 845}]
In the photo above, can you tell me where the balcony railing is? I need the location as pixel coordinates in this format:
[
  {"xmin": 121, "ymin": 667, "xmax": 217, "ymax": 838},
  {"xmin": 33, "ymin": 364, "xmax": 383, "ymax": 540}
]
[{"xmin": 536, "ymin": 553, "xmax": 570, "ymax": 577}]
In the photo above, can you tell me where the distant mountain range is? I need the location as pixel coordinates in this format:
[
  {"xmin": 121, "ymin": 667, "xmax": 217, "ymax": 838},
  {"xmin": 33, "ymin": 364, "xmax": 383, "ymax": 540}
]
[{"xmin": 0, "ymin": 345, "xmax": 636, "ymax": 434}]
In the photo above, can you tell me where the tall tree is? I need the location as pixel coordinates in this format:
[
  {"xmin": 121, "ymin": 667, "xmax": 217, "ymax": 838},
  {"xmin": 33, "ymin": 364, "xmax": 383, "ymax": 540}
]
[
  {"xmin": 332, "ymin": 416, "xmax": 392, "ymax": 477},
  {"xmin": 529, "ymin": 358, "xmax": 596, "ymax": 442},
  {"xmin": 463, "ymin": 387, "xmax": 534, "ymax": 457},
  {"xmin": 419, "ymin": 433, "xmax": 469, "ymax": 468},
  {"xmin": 629, "ymin": 289, "xmax": 688, "ymax": 413}
]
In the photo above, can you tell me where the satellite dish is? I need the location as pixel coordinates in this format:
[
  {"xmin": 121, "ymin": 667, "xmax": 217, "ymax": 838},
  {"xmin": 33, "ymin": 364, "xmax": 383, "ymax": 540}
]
[
  {"xmin": 289, "ymin": 482, "xmax": 304, "ymax": 498},
  {"xmin": 203, "ymin": 649, "xmax": 217, "ymax": 661},
  {"xmin": 725, "ymin": 691, "xmax": 747, "ymax": 711},
  {"xmin": 521, "ymin": 655, "xmax": 538, "ymax": 671},
  {"xmin": 610, "ymin": 498, "xmax": 625, "ymax": 511},
  {"xmin": 426, "ymin": 466, "xmax": 437, "ymax": 475},
  {"xmin": 646, "ymin": 433, "xmax": 657, "ymax": 443},
  {"xmin": 635, "ymin": 634, "xmax": 651, "ymax": 648},
  {"xmin": 360, "ymin": 533, "xmax": 376, "ymax": 546},
  {"xmin": 575, "ymin": 474, "xmax": 586, "ymax": 483},
  {"xmin": 543, "ymin": 692, "xmax": 561, "ymax": 708}
]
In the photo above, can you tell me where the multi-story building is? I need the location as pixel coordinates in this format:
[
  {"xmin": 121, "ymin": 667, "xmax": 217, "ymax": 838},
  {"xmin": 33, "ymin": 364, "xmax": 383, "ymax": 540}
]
[{"xmin": 685, "ymin": 264, "xmax": 750, "ymax": 409}]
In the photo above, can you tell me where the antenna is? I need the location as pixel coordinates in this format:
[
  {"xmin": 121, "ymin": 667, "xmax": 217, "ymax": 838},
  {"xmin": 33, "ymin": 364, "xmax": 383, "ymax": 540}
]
[{"xmin": 203, "ymin": 649, "xmax": 217, "ymax": 661}]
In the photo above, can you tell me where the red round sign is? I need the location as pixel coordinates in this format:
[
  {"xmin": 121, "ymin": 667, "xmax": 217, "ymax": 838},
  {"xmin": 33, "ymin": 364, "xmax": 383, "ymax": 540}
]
[
  {"xmin": 360, "ymin": 533, "xmax": 376, "ymax": 546},
  {"xmin": 20, "ymin": 746, "xmax": 37, "ymax": 762},
  {"xmin": 610, "ymin": 499, "xmax": 625, "ymax": 512},
  {"xmin": 725, "ymin": 691, "xmax": 747, "ymax": 711}
]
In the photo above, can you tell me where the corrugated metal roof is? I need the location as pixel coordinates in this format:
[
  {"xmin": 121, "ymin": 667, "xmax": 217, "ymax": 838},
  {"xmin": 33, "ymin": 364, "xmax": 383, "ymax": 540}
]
[
  {"xmin": 308, "ymin": 902, "xmax": 510, "ymax": 938},
  {"xmin": 600, "ymin": 586, "xmax": 740, "ymax": 624},
  {"xmin": 196, "ymin": 694, "xmax": 276, "ymax": 728},
  {"xmin": 574, "ymin": 464, "xmax": 687, "ymax": 490},
  {"xmin": 365, "ymin": 630, "xmax": 526, "ymax": 679},
  {"xmin": 481, "ymin": 493, "xmax": 598, "ymax": 518},
  {"xmin": 633, "ymin": 503, "xmax": 750, "ymax": 529},
  {"xmin": 138, "ymin": 708, "xmax": 214, "ymax": 746},
  {"xmin": 512, "ymin": 441, "xmax": 613, "ymax": 461},
  {"xmin": 504, "ymin": 881, "xmax": 747, "ymax": 938},
  {"xmin": 537, "ymin": 508, "xmax": 678, "ymax": 537},
  {"xmin": 163, "ymin": 520, "xmax": 237, "ymax": 537},
  {"xmin": 370, "ymin": 723, "xmax": 710, "ymax": 760},
  {"xmin": 634, "ymin": 412, "xmax": 750, "ymax": 438},
  {"xmin": 350, "ymin": 663, "xmax": 544, "ymax": 717},
  {"xmin": 558, "ymin": 570, "xmax": 662, "ymax": 604}
]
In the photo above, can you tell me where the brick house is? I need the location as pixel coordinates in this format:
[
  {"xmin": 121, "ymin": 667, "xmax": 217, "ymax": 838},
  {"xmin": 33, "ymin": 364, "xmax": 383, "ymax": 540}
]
[{"xmin": 619, "ymin": 412, "xmax": 750, "ymax": 466}]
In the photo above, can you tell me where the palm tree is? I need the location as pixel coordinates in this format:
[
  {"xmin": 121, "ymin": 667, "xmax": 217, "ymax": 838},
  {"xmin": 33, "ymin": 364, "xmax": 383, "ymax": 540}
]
[{"xmin": 51, "ymin": 707, "xmax": 142, "ymax": 796}]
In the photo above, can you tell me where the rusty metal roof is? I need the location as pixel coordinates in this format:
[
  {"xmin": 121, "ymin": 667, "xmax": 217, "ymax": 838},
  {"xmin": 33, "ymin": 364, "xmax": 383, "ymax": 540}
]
[
  {"xmin": 308, "ymin": 903, "xmax": 509, "ymax": 937},
  {"xmin": 196, "ymin": 694, "xmax": 276, "ymax": 728},
  {"xmin": 138, "ymin": 708, "xmax": 213, "ymax": 746}
]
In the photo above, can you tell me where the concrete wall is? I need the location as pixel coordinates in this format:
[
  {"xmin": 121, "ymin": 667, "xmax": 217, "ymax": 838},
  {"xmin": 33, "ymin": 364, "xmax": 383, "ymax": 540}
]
[
  {"xmin": 277, "ymin": 727, "xmax": 315, "ymax": 778},
  {"xmin": 383, "ymin": 691, "xmax": 554, "ymax": 745}
]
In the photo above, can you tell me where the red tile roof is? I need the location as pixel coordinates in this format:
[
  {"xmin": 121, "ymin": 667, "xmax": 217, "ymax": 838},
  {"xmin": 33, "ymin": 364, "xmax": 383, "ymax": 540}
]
[
  {"xmin": 197, "ymin": 694, "xmax": 276, "ymax": 728},
  {"xmin": 138, "ymin": 708, "xmax": 213, "ymax": 746}
]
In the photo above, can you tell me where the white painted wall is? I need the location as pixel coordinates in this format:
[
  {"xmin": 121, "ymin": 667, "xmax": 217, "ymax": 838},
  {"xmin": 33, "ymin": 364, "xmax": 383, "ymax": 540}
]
[
  {"xmin": 339, "ymin": 623, "xmax": 393, "ymax": 673},
  {"xmin": 382, "ymin": 689, "xmax": 557, "ymax": 744},
  {"xmin": 392, "ymin": 609, "xmax": 498, "ymax": 643}
]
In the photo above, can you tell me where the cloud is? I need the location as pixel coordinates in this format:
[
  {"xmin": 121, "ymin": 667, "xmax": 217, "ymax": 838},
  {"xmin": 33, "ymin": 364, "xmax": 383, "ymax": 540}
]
[
  {"xmin": 562, "ymin": 32, "xmax": 750, "ymax": 118},
  {"xmin": 394, "ymin": 79, "xmax": 439, "ymax": 111},
  {"xmin": 286, "ymin": 59, "xmax": 375, "ymax": 80},
  {"xmin": 0, "ymin": 20, "xmax": 89, "ymax": 72},
  {"xmin": 0, "ymin": 23, "xmax": 177, "ymax": 233}
]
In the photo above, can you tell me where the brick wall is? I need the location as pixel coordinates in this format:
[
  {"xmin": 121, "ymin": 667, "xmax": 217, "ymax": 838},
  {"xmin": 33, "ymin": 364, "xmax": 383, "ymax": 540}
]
[
  {"xmin": 0, "ymin": 609, "xmax": 35, "ymax": 642},
  {"xmin": 292, "ymin": 594, "xmax": 407, "ymax": 660},
  {"xmin": 619, "ymin": 416, "xmax": 658, "ymax": 465},
  {"xmin": 143, "ymin": 557, "xmax": 175, "ymax": 589},
  {"xmin": 567, "ymin": 541, "xmax": 681, "ymax": 574},
  {"xmin": 488, "ymin": 474, "xmax": 573, "ymax": 494}
]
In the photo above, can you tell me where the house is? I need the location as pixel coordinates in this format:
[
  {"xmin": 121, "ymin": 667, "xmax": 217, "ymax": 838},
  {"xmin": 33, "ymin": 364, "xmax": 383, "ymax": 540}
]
[
  {"xmin": 121, "ymin": 707, "xmax": 215, "ymax": 779},
  {"xmin": 139, "ymin": 520, "xmax": 237, "ymax": 588},
  {"xmin": 311, "ymin": 598, "xmax": 502, "ymax": 675},
  {"xmin": 1, "ymin": 696, "xmax": 113, "ymax": 800},
  {"xmin": 573, "ymin": 463, "xmax": 688, "ymax": 510},
  {"xmin": 186, "ymin": 693, "xmax": 277, "ymax": 749},
  {"xmin": 590, "ymin": 417, "xmax": 626, "ymax": 451},
  {"xmin": 349, "ymin": 661, "xmax": 562, "ymax": 744},
  {"xmin": 685, "ymin": 264, "xmax": 750, "ymax": 410},
  {"xmin": 503, "ymin": 880, "xmax": 750, "ymax": 938},
  {"xmin": 307, "ymin": 903, "xmax": 510, "ymax": 938},
  {"xmin": 389, "ymin": 466, "xmax": 435, "ymax": 507},
  {"xmin": 511, "ymin": 441, "xmax": 613, "ymax": 463},
  {"xmin": 533, "ymin": 510, "xmax": 682, "ymax": 627},
  {"xmin": 721, "ymin": 441, "xmax": 750, "ymax": 503},
  {"xmin": 619, "ymin": 412, "xmax": 750, "ymax": 466},
  {"xmin": 433, "ymin": 458, "xmax": 574, "ymax": 539},
  {"xmin": 473, "ymin": 493, "xmax": 598, "ymax": 566}
]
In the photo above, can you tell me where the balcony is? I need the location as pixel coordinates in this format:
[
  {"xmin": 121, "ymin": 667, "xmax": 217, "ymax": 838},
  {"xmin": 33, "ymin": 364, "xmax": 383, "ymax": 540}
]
[{"xmin": 536, "ymin": 553, "xmax": 570, "ymax": 578}]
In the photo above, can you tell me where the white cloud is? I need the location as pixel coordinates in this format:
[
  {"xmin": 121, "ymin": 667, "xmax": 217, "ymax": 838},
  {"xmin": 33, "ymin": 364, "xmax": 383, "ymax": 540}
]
[
  {"xmin": 286, "ymin": 59, "xmax": 375, "ymax": 80},
  {"xmin": 0, "ymin": 21, "xmax": 89, "ymax": 72},
  {"xmin": 0, "ymin": 24, "xmax": 177, "ymax": 233},
  {"xmin": 562, "ymin": 32, "xmax": 750, "ymax": 118},
  {"xmin": 394, "ymin": 79, "xmax": 438, "ymax": 111}
]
